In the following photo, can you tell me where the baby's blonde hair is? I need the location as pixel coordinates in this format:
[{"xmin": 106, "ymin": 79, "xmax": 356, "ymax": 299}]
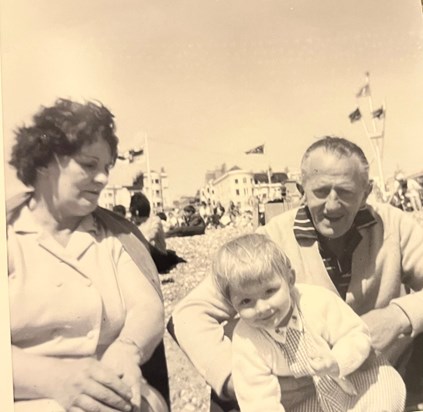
[{"xmin": 212, "ymin": 233, "xmax": 294, "ymax": 302}]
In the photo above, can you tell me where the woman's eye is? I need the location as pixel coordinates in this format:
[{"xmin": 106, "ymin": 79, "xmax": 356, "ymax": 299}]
[
  {"xmin": 266, "ymin": 288, "xmax": 277, "ymax": 295},
  {"xmin": 240, "ymin": 298, "xmax": 251, "ymax": 306},
  {"xmin": 79, "ymin": 161, "xmax": 97, "ymax": 170}
]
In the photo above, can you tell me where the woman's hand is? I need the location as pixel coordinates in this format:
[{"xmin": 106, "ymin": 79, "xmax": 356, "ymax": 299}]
[
  {"xmin": 101, "ymin": 340, "xmax": 144, "ymax": 410},
  {"xmin": 52, "ymin": 357, "xmax": 134, "ymax": 412}
]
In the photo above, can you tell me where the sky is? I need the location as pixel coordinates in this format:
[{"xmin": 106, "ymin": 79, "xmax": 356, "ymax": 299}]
[{"xmin": 1, "ymin": 0, "xmax": 423, "ymax": 202}]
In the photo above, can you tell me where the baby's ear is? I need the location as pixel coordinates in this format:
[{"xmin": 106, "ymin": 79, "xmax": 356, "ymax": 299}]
[{"xmin": 289, "ymin": 268, "xmax": 296, "ymax": 287}]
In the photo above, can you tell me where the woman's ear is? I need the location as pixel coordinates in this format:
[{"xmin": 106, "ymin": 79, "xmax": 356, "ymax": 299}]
[{"xmin": 36, "ymin": 166, "xmax": 48, "ymax": 176}]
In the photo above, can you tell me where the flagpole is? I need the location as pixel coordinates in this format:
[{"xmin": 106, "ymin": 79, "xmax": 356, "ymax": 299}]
[
  {"xmin": 144, "ymin": 133, "xmax": 153, "ymax": 207},
  {"xmin": 263, "ymin": 142, "xmax": 272, "ymax": 200},
  {"xmin": 358, "ymin": 72, "xmax": 387, "ymax": 200}
]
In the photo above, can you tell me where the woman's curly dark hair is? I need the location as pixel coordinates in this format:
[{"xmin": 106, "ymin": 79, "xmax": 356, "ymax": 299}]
[{"xmin": 9, "ymin": 98, "xmax": 119, "ymax": 186}]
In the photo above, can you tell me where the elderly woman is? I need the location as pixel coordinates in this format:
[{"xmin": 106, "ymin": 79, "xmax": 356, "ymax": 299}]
[{"xmin": 6, "ymin": 99, "xmax": 167, "ymax": 412}]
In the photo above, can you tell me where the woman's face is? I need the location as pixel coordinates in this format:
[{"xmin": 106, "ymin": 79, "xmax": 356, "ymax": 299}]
[{"xmin": 45, "ymin": 138, "xmax": 113, "ymax": 218}]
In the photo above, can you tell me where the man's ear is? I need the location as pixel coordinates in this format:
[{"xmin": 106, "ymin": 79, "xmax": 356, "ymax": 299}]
[
  {"xmin": 296, "ymin": 182, "xmax": 304, "ymax": 196},
  {"xmin": 362, "ymin": 181, "xmax": 373, "ymax": 205}
]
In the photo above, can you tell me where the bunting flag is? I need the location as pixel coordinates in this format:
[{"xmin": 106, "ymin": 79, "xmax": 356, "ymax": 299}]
[
  {"xmin": 117, "ymin": 147, "xmax": 144, "ymax": 163},
  {"xmin": 245, "ymin": 144, "xmax": 265, "ymax": 154},
  {"xmin": 372, "ymin": 106, "xmax": 385, "ymax": 119},
  {"xmin": 356, "ymin": 84, "xmax": 370, "ymax": 98},
  {"xmin": 349, "ymin": 108, "xmax": 362, "ymax": 123}
]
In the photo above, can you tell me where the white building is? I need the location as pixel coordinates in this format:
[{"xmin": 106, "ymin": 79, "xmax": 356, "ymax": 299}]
[
  {"xmin": 143, "ymin": 170, "xmax": 169, "ymax": 212},
  {"xmin": 199, "ymin": 166, "xmax": 300, "ymax": 212},
  {"xmin": 99, "ymin": 159, "xmax": 169, "ymax": 213},
  {"xmin": 212, "ymin": 167, "xmax": 255, "ymax": 211}
]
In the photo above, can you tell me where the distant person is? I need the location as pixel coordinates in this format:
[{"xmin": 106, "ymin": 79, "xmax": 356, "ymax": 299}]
[
  {"xmin": 166, "ymin": 205, "xmax": 206, "ymax": 237},
  {"xmin": 130, "ymin": 193, "xmax": 167, "ymax": 254},
  {"xmin": 163, "ymin": 210, "xmax": 179, "ymax": 232},
  {"xmin": 199, "ymin": 201, "xmax": 212, "ymax": 227},
  {"xmin": 130, "ymin": 193, "xmax": 186, "ymax": 274},
  {"xmin": 157, "ymin": 211, "xmax": 167, "ymax": 222},
  {"xmin": 213, "ymin": 234, "xmax": 405, "ymax": 412},
  {"xmin": 390, "ymin": 172, "xmax": 422, "ymax": 212},
  {"xmin": 228, "ymin": 200, "xmax": 239, "ymax": 224},
  {"xmin": 113, "ymin": 204, "xmax": 127, "ymax": 217},
  {"xmin": 182, "ymin": 205, "xmax": 206, "ymax": 228},
  {"xmin": 211, "ymin": 201, "xmax": 225, "ymax": 228}
]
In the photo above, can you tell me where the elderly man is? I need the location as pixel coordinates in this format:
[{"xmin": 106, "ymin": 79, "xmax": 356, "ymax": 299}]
[{"xmin": 171, "ymin": 136, "xmax": 423, "ymax": 410}]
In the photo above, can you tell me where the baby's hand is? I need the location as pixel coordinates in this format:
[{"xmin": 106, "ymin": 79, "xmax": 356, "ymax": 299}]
[{"xmin": 309, "ymin": 354, "xmax": 340, "ymax": 378}]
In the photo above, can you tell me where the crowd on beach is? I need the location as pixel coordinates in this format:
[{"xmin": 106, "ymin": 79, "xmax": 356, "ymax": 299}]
[{"xmin": 5, "ymin": 98, "xmax": 423, "ymax": 412}]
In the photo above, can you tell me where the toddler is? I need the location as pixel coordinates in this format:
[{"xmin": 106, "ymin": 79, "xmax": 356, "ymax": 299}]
[{"xmin": 212, "ymin": 233, "xmax": 405, "ymax": 412}]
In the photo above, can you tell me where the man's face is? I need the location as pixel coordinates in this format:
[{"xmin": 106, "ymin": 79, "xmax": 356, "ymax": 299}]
[{"xmin": 301, "ymin": 149, "xmax": 371, "ymax": 239}]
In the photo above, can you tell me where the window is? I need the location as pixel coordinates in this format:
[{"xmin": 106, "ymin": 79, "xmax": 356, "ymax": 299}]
[
  {"xmin": 235, "ymin": 179, "xmax": 238, "ymax": 184},
  {"xmin": 156, "ymin": 190, "xmax": 160, "ymax": 196},
  {"xmin": 155, "ymin": 179, "xmax": 159, "ymax": 184},
  {"xmin": 236, "ymin": 189, "xmax": 240, "ymax": 196}
]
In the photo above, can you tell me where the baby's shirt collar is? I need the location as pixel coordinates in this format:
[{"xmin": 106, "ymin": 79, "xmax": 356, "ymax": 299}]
[{"xmin": 264, "ymin": 304, "xmax": 303, "ymax": 344}]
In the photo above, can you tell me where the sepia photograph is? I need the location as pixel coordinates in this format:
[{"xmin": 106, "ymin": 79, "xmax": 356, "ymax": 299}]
[{"xmin": 1, "ymin": 1, "xmax": 423, "ymax": 411}]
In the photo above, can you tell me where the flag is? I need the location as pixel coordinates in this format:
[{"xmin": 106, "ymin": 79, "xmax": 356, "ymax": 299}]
[
  {"xmin": 356, "ymin": 84, "xmax": 370, "ymax": 98},
  {"xmin": 245, "ymin": 144, "xmax": 264, "ymax": 154},
  {"xmin": 349, "ymin": 108, "xmax": 362, "ymax": 123},
  {"xmin": 372, "ymin": 106, "xmax": 385, "ymax": 119},
  {"xmin": 117, "ymin": 147, "xmax": 144, "ymax": 163}
]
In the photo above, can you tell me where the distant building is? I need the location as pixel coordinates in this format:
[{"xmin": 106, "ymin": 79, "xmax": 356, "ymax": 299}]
[
  {"xmin": 253, "ymin": 171, "xmax": 289, "ymax": 203},
  {"xmin": 200, "ymin": 166, "xmax": 297, "ymax": 212},
  {"xmin": 210, "ymin": 166, "xmax": 255, "ymax": 211},
  {"xmin": 143, "ymin": 170, "xmax": 169, "ymax": 212},
  {"xmin": 99, "ymin": 160, "xmax": 169, "ymax": 213}
]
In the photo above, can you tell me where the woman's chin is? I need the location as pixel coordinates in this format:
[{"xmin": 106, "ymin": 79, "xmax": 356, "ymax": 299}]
[{"xmin": 75, "ymin": 200, "xmax": 98, "ymax": 215}]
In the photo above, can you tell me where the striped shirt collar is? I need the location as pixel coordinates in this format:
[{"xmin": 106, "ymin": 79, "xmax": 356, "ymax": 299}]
[{"xmin": 293, "ymin": 204, "xmax": 377, "ymax": 242}]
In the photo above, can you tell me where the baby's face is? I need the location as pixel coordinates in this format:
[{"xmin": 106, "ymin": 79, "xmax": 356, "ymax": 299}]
[{"xmin": 230, "ymin": 273, "xmax": 293, "ymax": 330}]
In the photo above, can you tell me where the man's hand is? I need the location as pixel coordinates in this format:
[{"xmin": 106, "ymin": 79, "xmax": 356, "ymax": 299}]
[{"xmin": 361, "ymin": 305, "xmax": 412, "ymax": 352}]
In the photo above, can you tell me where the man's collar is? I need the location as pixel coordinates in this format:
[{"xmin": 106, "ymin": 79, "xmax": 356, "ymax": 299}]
[{"xmin": 293, "ymin": 204, "xmax": 377, "ymax": 243}]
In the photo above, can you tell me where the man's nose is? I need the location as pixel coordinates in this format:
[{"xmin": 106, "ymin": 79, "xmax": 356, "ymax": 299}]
[{"xmin": 325, "ymin": 190, "xmax": 341, "ymax": 210}]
